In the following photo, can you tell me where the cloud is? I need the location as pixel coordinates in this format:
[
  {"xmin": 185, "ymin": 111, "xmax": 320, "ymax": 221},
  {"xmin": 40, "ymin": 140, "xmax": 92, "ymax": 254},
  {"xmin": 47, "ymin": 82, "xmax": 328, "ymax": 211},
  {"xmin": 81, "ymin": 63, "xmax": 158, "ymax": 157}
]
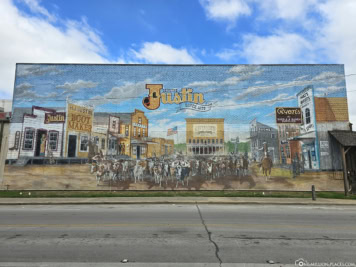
[
  {"xmin": 89, "ymin": 79, "xmax": 151, "ymax": 107},
  {"xmin": 130, "ymin": 42, "xmax": 200, "ymax": 64},
  {"xmin": 240, "ymin": 33, "xmax": 314, "ymax": 64},
  {"xmin": 0, "ymin": 0, "xmax": 108, "ymax": 98},
  {"xmin": 234, "ymin": 71, "xmax": 344, "ymax": 101},
  {"xmin": 259, "ymin": 0, "xmax": 317, "ymax": 20},
  {"xmin": 185, "ymin": 65, "xmax": 263, "ymax": 89},
  {"xmin": 315, "ymin": 86, "xmax": 344, "ymax": 96},
  {"xmin": 13, "ymin": 81, "xmax": 57, "ymax": 102},
  {"xmin": 199, "ymin": 0, "xmax": 251, "ymax": 25},
  {"xmin": 56, "ymin": 80, "xmax": 98, "ymax": 93},
  {"xmin": 15, "ymin": 82, "xmax": 33, "ymax": 92},
  {"xmin": 22, "ymin": 0, "xmax": 57, "ymax": 22},
  {"xmin": 16, "ymin": 65, "xmax": 62, "ymax": 77},
  {"xmin": 215, "ymin": 93, "xmax": 295, "ymax": 111}
]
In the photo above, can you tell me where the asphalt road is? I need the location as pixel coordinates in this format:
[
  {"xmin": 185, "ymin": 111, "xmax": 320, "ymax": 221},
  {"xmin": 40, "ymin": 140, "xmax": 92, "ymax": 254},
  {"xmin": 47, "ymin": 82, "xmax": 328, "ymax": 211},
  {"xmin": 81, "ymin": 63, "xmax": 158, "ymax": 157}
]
[{"xmin": 0, "ymin": 204, "xmax": 356, "ymax": 266}]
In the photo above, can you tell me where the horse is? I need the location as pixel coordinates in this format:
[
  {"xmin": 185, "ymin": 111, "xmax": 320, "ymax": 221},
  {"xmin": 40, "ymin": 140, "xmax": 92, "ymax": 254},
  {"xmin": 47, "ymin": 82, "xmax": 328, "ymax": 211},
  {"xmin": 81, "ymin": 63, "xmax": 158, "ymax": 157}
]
[{"xmin": 261, "ymin": 155, "xmax": 273, "ymax": 181}]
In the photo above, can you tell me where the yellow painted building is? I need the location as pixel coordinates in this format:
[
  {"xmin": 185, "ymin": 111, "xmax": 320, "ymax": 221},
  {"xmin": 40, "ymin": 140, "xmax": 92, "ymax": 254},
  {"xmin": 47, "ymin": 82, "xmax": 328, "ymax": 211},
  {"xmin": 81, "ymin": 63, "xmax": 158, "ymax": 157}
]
[
  {"xmin": 185, "ymin": 118, "xmax": 224, "ymax": 155},
  {"xmin": 147, "ymin": 138, "xmax": 174, "ymax": 158},
  {"xmin": 64, "ymin": 102, "xmax": 94, "ymax": 158},
  {"xmin": 115, "ymin": 109, "xmax": 149, "ymax": 159},
  {"xmin": 91, "ymin": 126, "xmax": 108, "ymax": 155}
]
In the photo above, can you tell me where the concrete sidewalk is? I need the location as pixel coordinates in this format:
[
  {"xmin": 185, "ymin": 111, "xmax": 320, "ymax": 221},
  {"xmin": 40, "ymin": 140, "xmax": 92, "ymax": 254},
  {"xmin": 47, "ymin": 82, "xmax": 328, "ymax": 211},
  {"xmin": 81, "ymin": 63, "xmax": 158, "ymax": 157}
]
[{"xmin": 0, "ymin": 196, "xmax": 355, "ymax": 205}]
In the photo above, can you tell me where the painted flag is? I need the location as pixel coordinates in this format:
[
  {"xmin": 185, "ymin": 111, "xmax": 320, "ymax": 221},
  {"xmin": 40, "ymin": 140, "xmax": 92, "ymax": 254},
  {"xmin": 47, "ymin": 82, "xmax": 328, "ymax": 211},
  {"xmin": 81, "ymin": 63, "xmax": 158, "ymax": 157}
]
[{"xmin": 167, "ymin": 126, "xmax": 178, "ymax": 136}]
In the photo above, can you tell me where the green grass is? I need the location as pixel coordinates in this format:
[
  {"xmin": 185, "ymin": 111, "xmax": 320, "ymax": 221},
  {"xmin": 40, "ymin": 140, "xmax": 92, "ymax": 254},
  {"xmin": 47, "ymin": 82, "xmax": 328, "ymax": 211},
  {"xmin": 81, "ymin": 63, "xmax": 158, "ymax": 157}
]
[{"xmin": 0, "ymin": 190, "xmax": 355, "ymax": 199}]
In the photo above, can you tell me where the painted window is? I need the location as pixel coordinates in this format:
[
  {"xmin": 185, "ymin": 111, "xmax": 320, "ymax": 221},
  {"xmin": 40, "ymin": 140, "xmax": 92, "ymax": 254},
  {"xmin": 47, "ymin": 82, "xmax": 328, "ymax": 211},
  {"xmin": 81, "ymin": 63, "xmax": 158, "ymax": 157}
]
[
  {"xmin": 80, "ymin": 135, "xmax": 89, "ymax": 152},
  {"xmin": 138, "ymin": 117, "xmax": 142, "ymax": 124},
  {"xmin": 109, "ymin": 139, "xmax": 116, "ymax": 150},
  {"xmin": 125, "ymin": 125, "xmax": 129, "ymax": 136},
  {"xmin": 14, "ymin": 131, "xmax": 20, "ymax": 150},
  {"xmin": 112, "ymin": 120, "xmax": 116, "ymax": 129},
  {"xmin": 305, "ymin": 108, "xmax": 311, "ymax": 124},
  {"xmin": 133, "ymin": 146, "xmax": 137, "ymax": 154},
  {"xmin": 101, "ymin": 138, "xmax": 105, "ymax": 149},
  {"xmin": 133, "ymin": 127, "xmax": 136, "ymax": 137},
  {"xmin": 143, "ymin": 128, "xmax": 146, "ymax": 136},
  {"xmin": 138, "ymin": 127, "xmax": 141, "ymax": 137},
  {"xmin": 48, "ymin": 131, "xmax": 59, "ymax": 151},
  {"xmin": 23, "ymin": 128, "xmax": 35, "ymax": 150},
  {"xmin": 142, "ymin": 146, "xmax": 146, "ymax": 153}
]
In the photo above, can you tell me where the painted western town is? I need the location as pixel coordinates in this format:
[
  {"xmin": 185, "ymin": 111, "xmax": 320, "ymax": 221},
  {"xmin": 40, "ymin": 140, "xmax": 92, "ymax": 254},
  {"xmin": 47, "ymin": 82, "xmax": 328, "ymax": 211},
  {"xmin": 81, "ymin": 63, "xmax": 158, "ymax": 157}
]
[{"xmin": 1, "ymin": 64, "xmax": 352, "ymax": 191}]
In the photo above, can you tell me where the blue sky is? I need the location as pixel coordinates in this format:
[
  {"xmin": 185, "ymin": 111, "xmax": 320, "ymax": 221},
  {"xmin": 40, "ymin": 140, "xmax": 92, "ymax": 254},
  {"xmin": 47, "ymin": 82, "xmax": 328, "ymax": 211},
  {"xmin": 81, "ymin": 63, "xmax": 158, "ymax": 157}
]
[{"xmin": 1, "ymin": 0, "xmax": 356, "ymax": 131}]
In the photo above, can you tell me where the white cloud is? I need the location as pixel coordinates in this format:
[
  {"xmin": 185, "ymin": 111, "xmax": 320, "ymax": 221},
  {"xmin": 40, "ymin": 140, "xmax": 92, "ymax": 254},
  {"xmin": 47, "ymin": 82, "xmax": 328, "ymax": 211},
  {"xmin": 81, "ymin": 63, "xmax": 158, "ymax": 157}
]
[
  {"xmin": 185, "ymin": 65, "xmax": 263, "ymax": 89},
  {"xmin": 214, "ymin": 93, "xmax": 295, "ymax": 112},
  {"xmin": 89, "ymin": 79, "xmax": 151, "ymax": 107},
  {"xmin": 240, "ymin": 33, "xmax": 314, "ymax": 64},
  {"xmin": 259, "ymin": 0, "xmax": 317, "ymax": 20},
  {"xmin": 130, "ymin": 42, "xmax": 200, "ymax": 64},
  {"xmin": 0, "ymin": 0, "xmax": 108, "ymax": 98},
  {"xmin": 22, "ymin": 0, "xmax": 57, "ymax": 22},
  {"xmin": 56, "ymin": 80, "xmax": 98, "ymax": 92},
  {"xmin": 235, "ymin": 72, "xmax": 344, "ymax": 101},
  {"xmin": 315, "ymin": 85, "xmax": 344, "ymax": 96},
  {"xmin": 199, "ymin": 0, "xmax": 251, "ymax": 24}
]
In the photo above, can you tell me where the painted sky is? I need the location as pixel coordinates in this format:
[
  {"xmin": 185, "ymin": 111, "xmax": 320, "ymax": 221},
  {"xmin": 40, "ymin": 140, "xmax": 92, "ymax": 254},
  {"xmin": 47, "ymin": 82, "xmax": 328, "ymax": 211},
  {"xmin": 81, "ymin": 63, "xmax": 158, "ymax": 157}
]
[
  {"xmin": 1, "ymin": 0, "xmax": 356, "ymax": 127},
  {"xmin": 13, "ymin": 64, "xmax": 346, "ymax": 142}
]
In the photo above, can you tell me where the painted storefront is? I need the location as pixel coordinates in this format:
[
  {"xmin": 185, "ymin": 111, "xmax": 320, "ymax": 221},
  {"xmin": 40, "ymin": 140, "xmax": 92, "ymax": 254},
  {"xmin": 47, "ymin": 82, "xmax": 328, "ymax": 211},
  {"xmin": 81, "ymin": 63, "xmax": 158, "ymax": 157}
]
[{"xmin": 0, "ymin": 64, "xmax": 351, "ymax": 191}]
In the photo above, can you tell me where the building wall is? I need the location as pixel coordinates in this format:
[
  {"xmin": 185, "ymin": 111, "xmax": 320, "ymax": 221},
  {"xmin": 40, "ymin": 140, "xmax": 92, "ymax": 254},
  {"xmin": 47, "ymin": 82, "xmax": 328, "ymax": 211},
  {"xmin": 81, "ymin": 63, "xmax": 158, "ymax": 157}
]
[
  {"xmin": 317, "ymin": 122, "xmax": 349, "ymax": 170},
  {"xmin": 147, "ymin": 138, "xmax": 174, "ymax": 158},
  {"xmin": 186, "ymin": 118, "xmax": 224, "ymax": 155},
  {"xmin": 0, "ymin": 100, "xmax": 12, "ymax": 112},
  {"xmin": 2, "ymin": 64, "xmax": 350, "ymax": 191}
]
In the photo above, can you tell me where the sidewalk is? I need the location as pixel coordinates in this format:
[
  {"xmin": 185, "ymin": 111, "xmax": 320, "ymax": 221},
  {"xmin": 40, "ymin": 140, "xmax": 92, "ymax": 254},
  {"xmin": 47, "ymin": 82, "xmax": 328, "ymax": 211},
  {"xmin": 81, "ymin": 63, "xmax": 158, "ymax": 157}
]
[{"xmin": 0, "ymin": 197, "xmax": 355, "ymax": 205}]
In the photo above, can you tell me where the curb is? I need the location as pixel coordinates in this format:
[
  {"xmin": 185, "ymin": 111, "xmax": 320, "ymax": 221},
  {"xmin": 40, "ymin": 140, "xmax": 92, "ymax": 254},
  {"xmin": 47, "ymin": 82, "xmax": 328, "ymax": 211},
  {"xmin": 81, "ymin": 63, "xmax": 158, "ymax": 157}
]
[{"xmin": 1, "ymin": 199, "xmax": 356, "ymax": 206}]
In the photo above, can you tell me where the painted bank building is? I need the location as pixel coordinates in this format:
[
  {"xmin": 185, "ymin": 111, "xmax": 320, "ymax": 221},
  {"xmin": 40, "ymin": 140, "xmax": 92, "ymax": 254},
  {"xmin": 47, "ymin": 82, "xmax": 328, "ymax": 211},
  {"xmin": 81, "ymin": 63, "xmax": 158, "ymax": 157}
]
[{"xmin": 1, "ymin": 63, "xmax": 355, "ymax": 193}]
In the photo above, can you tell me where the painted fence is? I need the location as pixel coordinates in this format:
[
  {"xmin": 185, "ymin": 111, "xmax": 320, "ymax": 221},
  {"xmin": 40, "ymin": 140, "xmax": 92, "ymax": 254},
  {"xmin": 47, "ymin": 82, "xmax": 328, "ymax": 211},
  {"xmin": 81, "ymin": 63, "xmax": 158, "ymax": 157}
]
[{"xmin": 1, "ymin": 64, "xmax": 350, "ymax": 190}]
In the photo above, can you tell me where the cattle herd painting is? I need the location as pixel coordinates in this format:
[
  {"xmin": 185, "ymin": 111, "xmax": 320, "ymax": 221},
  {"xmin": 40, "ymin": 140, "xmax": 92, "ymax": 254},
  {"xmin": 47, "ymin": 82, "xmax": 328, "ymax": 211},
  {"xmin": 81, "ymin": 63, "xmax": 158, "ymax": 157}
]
[{"xmin": 1, "ymin": 64, "xmax": 351, "ymax": 191}]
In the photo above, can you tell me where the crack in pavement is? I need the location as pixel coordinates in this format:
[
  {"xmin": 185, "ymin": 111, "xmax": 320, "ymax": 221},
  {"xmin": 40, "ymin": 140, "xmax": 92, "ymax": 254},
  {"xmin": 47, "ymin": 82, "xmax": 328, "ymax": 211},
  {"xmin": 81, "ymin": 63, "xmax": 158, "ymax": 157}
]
[{"xmin": 196, "ymin": 203, "xmax": 222, "ymax": 267}]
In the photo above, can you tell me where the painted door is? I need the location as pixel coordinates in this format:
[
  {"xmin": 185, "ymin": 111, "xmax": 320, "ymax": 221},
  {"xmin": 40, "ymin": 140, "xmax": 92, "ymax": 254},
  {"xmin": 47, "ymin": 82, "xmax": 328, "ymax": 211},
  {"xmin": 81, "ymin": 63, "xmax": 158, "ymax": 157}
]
[
  {"xmin": 68, "ymin": 135, "xmax": 77, "ymax": 157},
  {"xmin": 35, "ymin": 130, "xmax": 47, "ymax": 157}
]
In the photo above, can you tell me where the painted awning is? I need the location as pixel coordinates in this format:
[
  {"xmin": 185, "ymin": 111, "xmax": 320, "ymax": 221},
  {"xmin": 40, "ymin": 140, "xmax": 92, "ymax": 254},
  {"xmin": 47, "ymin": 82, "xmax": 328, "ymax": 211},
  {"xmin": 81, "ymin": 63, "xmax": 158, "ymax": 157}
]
[
  {"xmin": 289, "ymin": 131, "xmax": 316, "ymax": 140},
  {"xmin": 329, "ymin": 131, "xmax": 356, "ymax": 147},
  {"xmin": 131, "ymin": 139, "xmax": 158, "ymax": 145}
]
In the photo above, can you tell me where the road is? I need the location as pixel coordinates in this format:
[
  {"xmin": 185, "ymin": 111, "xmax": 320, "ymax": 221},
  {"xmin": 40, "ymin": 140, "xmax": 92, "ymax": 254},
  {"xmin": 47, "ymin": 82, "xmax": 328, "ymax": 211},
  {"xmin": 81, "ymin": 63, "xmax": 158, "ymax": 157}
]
[{"xmin": 0, "ymin": 204, "xmax": 356, "ymax": 266}]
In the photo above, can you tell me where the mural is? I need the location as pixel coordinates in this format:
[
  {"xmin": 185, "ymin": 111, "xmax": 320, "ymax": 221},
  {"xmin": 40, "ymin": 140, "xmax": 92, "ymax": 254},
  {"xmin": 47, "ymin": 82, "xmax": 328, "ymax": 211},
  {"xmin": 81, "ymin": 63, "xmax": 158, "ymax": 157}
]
[{"xmin": 1, "ymin": 64, "xmax": 350, "ymax": 190}]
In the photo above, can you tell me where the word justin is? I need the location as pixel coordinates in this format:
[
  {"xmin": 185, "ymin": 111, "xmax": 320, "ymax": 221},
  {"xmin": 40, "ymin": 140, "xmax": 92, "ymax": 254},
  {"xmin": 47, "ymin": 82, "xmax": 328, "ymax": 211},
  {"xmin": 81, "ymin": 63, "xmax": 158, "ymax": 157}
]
[{"xmin": 143, "ymin": 84, "xmax": 205, "ymax": 110}]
